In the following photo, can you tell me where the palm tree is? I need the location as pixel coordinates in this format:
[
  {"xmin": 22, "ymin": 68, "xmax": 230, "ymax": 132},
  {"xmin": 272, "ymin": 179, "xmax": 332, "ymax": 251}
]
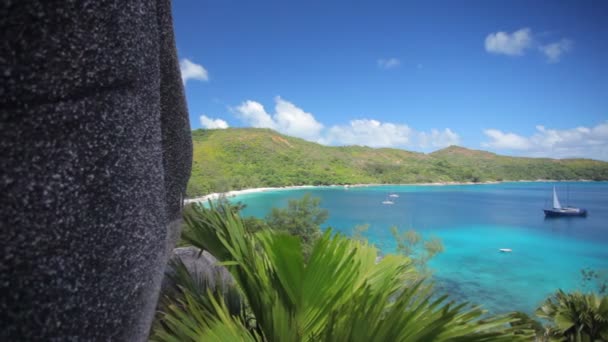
[
  {"xmin": 536, "ymin": 290, "xmax": 608, "ymax": 341},
  {"xmin": 153, "ymin": 202, "xmax": 531, "ymax": 341}
]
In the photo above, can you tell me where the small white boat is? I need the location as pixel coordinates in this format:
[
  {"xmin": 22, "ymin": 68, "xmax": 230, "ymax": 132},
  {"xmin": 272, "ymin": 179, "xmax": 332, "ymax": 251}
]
[
  {"xmin": 382, "ymin": 200, "xmax": 394, "ymax": 205},
  {"xmin": 389, "ymin": 193, "xmax": 399, "ymax": 198},
  {"xmin": 499, "ymin": 248, "xmax": 512, "ymax": 253}
]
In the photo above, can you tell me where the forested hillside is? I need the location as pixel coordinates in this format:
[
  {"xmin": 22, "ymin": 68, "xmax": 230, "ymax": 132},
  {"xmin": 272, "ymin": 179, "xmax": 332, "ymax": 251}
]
[{"xmin": 187, "ymin": 128, "xmax": 608, "ymax": 197}]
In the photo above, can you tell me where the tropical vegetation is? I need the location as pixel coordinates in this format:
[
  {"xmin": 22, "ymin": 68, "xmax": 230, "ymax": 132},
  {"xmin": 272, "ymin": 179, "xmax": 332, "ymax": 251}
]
[
  {"xmin": 153, "ymin": 202, "xmax": 532, "ymax": 341},
  {"xmin": 535, "ymin": 290, "xmax": 608, "ymax": 341},
  {"xmin": 263, "ymin": 194, "xmax": 328, "ymax": 258},
  {"xmin": 390, "ymin": 227, "xmax": 444, "ymax": 278},
  {"xmin": 580, "ymin": 268, "xmax": 608, "ymax": 295},
  {"xmin": 187, "ymin": 128, "xmax": 608, "ymax": 197}
]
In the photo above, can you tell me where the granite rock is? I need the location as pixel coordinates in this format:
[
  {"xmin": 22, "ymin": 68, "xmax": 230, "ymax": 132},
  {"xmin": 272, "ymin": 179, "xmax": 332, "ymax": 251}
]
[
  {"xmin": 163, "ymin": 247, "xmax": 235, "ymax": 293},
  {"xmin": 0, "ymin": 0, "xmax": 191, "ymax": 340}
]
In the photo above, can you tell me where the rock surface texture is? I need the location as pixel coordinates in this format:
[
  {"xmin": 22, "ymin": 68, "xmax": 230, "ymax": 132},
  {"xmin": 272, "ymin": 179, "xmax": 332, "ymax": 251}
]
[
  {"xmin": 0, "ymin": 0, "xmax": 192, "ymax": 340},
  {"xmin": 165, "ymin": 247, "xmax": 235, "ymax": 291}
]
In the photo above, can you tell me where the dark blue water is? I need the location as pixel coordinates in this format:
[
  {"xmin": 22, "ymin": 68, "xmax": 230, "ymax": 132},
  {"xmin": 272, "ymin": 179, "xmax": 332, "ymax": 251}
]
[{"xmin": 235, "ymin": 182, "xmax": 608, "ymax": 314}]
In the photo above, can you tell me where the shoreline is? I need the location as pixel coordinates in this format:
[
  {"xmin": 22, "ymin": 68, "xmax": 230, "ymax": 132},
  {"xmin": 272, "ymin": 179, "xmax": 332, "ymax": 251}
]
[{"xmin": 184, "ymin": 179, "xmax": 596, "ymax": 203}]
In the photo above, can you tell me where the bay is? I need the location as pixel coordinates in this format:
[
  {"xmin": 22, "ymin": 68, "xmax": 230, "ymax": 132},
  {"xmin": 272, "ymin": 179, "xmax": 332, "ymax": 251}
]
[{"xmin": 235, "ymin": 181, "xmax": 608, "ymax": 314}]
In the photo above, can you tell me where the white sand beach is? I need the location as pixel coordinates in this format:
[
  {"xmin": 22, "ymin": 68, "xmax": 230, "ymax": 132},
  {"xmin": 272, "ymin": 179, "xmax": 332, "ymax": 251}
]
[
  {"xmin": 183, "ymin": 179, "xmax": 593, "ymax": 203},
  {"xmin": 184, "ymin": 185, "xmax": 320, "ymax": 204}
]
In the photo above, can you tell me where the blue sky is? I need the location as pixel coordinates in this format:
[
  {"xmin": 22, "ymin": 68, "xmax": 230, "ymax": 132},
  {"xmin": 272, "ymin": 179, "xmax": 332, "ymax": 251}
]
[{"xmin": 172, "ymin": 0, "xmax": 607, "ymax": 160}]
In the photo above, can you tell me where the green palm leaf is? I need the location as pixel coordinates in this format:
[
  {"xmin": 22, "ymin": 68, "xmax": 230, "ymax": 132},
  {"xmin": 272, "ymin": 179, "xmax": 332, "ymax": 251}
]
[
  {"xmin": 155, "ymin": 202, "xmax": 531, "ymax": 341},
  {"xmin": 536, "ymin": 289, "xmax": 608, "ymax": 341}
]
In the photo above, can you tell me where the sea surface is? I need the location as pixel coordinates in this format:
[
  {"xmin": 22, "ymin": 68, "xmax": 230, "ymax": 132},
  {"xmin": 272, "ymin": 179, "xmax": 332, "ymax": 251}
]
[{"xmin": 234, "ymin": 182, "xmax": 608, "ymax": 315}]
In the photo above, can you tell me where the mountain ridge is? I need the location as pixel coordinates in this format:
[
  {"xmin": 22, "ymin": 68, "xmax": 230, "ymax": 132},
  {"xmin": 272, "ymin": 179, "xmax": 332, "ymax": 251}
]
[{"xmin": 187, "ymin": 128, "xmax": 608, "ymax": 196}]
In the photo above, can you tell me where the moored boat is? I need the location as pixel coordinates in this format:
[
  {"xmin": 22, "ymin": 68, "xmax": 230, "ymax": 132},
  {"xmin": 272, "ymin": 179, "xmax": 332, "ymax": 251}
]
[{"xmin": 543, "ymin": 187, "xmax": 587, "ymax": 217}]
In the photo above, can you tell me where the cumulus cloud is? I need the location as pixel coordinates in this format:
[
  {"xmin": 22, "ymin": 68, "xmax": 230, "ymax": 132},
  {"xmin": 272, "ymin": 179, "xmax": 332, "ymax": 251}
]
[
  {"xmin": 377, "ymin": 58, "xmax": 401, "ymax": 69},
  {"xmin": 321, "ymin": 120, "xmax": 461, "ymax": 149},
  {"xmin": 273, "ymin": 97, "xmax": 325, "ymax": 140},
  {"xmin": 485, "ymin": 28, "xmax": 533, "ymax": 56},
  {"xmin": 482, "ymin": 122, "xmax": 608, "ymax": 160},
  {"xmin": 322, "ymin": 119, "xmax": 412, "ymax": 147},
  {"xmin": 179, "ymin": 59, "xmax": 209, "ymax": 84},
  {"xmin": 482, "ymin": 129, "xmax": 531, "ymax": 150},
  {"xmin": 200, "ymin": 115, "xmax": 228, "ymax": 129},
  {"xmin": 234, "ymin": 98, "xmax": 460, "ymax": 149},
  {"xmin": 418, "ymin": 128, "xmax": 461, "ymax": 148},
  {"xmin": 485, "ymin": 28, "xmax": 573, "ymax": 63},
  {"xmin": 233, "ymin": 97, "xmax": 323, "ymax": 141},
  {"xmin": 234, "ymin": 100, "xmax": 277, "ymax": 129},
  {"xmin": 539, "ymin": 39, "xmax": 573, "ymax": 63}
]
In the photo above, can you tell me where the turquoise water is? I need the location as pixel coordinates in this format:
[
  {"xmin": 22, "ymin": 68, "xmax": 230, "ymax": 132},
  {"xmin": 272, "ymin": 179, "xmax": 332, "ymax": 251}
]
[{"xmin": 235, "ymin": 182, "xmax": 608, "ymax": 314}]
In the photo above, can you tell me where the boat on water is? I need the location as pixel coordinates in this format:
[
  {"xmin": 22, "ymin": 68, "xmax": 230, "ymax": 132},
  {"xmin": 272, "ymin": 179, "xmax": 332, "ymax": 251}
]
[
  {"xmin": 499, "ymin": 248, "xmax": 512, "ymax": 253},
  {"xmin": 543, "ymin": 186, "xmax": 587, "ymax": 217},
  {"xmin": 382, "ymin": 193, "xmax": 397, "ymax": 204}
]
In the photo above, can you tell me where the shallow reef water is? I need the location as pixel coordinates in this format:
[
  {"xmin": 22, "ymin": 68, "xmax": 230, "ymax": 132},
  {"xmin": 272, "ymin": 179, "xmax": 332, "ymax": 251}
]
[{"xmin": 236, "ymin": 182, "xmax": 608, "ymax": 314}]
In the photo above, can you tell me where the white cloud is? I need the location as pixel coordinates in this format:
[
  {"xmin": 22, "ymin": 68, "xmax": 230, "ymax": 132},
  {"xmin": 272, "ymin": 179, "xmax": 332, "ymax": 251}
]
[
  {"xmin": 273, "ymin": 97, "xmax": 324, "ymax": 141},
  {"xmin": 234, "ymin": 100, "xmax": 277, "ymax": 129},
  {"xmin": 322, "ymin": 121, "xmax": 460, "ymax": 149},
  {"xmin": 485, "ymin": 28, "xmax": 533, "ymax": 56},
  {"xmin": 200, "ymin": 115, "xmax": 228, "ymax": 129},
  {"xmin": 322, "ymin": 119, "xmax": 412, "ymax": 147},
  {"xmin": 485, "ymin": 28, "xmax": 574, "ymax": 63},
  {"xmin": 482, "ymin": 122, "xmax": 608, "ymax": 160},
  {"xmin": 418, "ymin": 128, "xmax": 461, "ymax": 148},
  {"xmin": 234, "ymin": 98, "xmax": 459, "ymax": 150},
  {"xmin": 539, "ymin": 39, "xmax": 572, "ymax": 63},
  {"xmin": 482, "ymin": 129, "xmax": 531, "ymax": 150},
  {"xmin": 179, "ymin": 59, "xmax": 209, "ymax": 84},
  {"xmin": 233, "ymin": 97, "xmax": 323, "ymax": 141},
  {"xmin": 377, "ymin": 58, "xmax": 401, "ymax": 69}
]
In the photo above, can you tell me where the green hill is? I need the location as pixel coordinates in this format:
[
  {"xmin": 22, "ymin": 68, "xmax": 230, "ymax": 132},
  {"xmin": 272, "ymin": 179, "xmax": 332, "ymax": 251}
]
[{"xmin": 187, "ymin": 128, "xmax": 608, "ymax": 197}]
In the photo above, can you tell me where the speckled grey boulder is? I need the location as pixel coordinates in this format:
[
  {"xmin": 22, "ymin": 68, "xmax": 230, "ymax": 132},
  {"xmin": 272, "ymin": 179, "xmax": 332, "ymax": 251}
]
[
  {"xmin": 164, "ymin": 247, "xmax": 235, "ymax": 292},
  {"xmin": 0, "ymin": 0, "xmax": 191, "ymax": 341}
]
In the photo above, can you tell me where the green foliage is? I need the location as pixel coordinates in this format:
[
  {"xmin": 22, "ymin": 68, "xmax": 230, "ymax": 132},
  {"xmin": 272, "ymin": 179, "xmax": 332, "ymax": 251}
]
[
  {"xmin": 580, "ymin": 268, "xmax": 608, "ymax": 295},
  {"xmin": 153, "ymin": 256, "xmax": 245, "ymax": 340},
  {"xmin": 242, "ymin": 216, "xmax": 269, "ymax": 234},
  {"xmin": 535, "ymin": 290, "xmax": 608, "ymax": 341},
  {"xmin": 390, "ymin": 226, "xmax": 444, "ymax": 277},
  {"xmin": 178, "ymin": 196, "xmax": 247, "ymax": 246},
  {"xmin": 153, "ymin": 203, "xmax": 531, "ymax": 341},
  {"xmin": 508, "ymin": 312, "xmax": 545, "ymax": 336},
  {"xmin": 351, "ymin": 223, "xmax": 370, "ymax": 243},
  {"xmin": 187, "ymin": 128, "xmax": 608, "ymax": 197},
  {"xmin": 265, "ymin": 194, "xmax": 328, "ymax": 257}
]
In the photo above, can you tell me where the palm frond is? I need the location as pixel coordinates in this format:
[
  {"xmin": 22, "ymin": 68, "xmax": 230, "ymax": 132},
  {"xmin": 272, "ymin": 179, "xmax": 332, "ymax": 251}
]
[{"xmin": 156, "ymin": 202, "xmax": 532, "ymax": 341}]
